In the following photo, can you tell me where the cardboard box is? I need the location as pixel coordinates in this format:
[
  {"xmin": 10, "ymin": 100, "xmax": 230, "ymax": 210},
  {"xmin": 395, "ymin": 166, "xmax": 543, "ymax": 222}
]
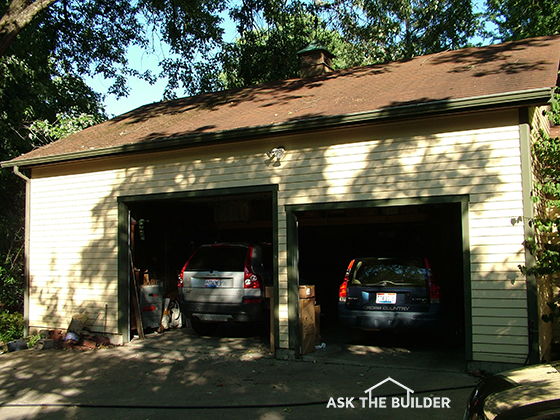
[
  {"xmin": 315, "ymin": 304, "xmax": 321, "ymax": 345},
  {"xmin": 299, "ymin": 285, "xmax": 315, "ymax": 299}
]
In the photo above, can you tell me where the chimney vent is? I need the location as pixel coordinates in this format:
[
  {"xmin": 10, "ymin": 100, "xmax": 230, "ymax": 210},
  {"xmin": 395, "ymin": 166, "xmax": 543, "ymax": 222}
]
[{"xmin": 297, "ymin": 41, "xmax": 334, "ymax": 78}]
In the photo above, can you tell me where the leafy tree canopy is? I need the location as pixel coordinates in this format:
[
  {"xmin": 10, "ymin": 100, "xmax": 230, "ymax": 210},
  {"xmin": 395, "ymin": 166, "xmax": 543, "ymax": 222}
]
[
  {"xmin": 486, "ymin": 0, "xmax": 560, "ymax": 41},
  {"xmin": 1, "ymin": 0, "xmax": 485, "ymax": 103},
  {"xmin": 0, "ymin": 0, "xmax": 227, "ymax": 100},
  {"xmin": 219, "ymin": 0, "xmax": 481, "ymax": 89}
]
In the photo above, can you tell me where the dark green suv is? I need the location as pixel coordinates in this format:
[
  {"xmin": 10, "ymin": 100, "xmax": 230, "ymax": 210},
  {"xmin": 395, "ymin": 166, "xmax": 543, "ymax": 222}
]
[{"xmin": 338, "ymin": 256, "xmax": 442, "ymax": 331}]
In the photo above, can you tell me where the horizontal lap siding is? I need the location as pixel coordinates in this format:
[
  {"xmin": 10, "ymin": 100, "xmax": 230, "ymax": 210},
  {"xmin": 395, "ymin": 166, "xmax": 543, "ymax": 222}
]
[
  {"xmin": 29, "ymin": 171, "xmax": 120, "ymax": 332},
  {"xmin": 29, "ymin": 110, "xmax": 529, "ymax": 361},
  {"xmin": 279, "ymin": 122, "xmax": 527, "ymax": 363},
  {"xmin": 29, "ymin": 145, "xmax": 284, "ymax": 336}
]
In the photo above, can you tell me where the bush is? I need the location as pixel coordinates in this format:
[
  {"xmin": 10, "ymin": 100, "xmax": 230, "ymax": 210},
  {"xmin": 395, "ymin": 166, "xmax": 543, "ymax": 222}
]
[
  {"xmin": 0, "ymin": 311, "xmax": 24, "ymax": 344},
  {"xmin": 0, "ymin": 242, "xmax": 25, "ymax": 314}
]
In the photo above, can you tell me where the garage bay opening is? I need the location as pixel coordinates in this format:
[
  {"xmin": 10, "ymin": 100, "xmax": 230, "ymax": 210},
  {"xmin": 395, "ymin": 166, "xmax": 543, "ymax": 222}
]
[
  {"xmin": 294, "ymin": 199, "xmax": 467, "ymax": 363},
  {"xmin": 122, "ymin": 188, "xmax": 276, "ymax": 344}
]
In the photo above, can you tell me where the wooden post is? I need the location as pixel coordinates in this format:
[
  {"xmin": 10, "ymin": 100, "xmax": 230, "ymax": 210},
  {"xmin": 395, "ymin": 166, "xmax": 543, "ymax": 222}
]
[
  {"xmin": 266, "ymin": 286, "xmax": 274, "ymax": 353},
  {"xmin": 130, "ymin": 252, "xmax": 144, "ymax": 339}
]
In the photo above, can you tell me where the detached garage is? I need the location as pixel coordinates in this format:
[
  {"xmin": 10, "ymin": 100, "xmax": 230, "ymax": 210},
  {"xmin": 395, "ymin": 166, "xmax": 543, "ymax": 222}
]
[{"xmin": 3, "ymin": 35, "xmax": 560, "ymax": 371}]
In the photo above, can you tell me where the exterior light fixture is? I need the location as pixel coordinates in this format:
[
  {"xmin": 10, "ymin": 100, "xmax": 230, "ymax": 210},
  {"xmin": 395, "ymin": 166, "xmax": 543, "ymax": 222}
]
[{"xmin": 265, "ymin": 147, "xmax": 285, "ymax": 167}]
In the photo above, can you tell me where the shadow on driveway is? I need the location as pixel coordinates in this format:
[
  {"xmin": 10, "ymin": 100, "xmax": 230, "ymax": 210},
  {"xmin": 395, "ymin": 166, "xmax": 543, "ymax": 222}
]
[{"xmin": 0, "ymin": 324, "xmax": 474, "ymax": 420}]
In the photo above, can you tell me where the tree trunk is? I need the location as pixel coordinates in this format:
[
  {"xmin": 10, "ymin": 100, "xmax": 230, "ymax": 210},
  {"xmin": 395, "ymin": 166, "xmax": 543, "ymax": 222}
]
[{"xmin": 0, "ymin": 0, "xmax": 58, "ymax": 56}]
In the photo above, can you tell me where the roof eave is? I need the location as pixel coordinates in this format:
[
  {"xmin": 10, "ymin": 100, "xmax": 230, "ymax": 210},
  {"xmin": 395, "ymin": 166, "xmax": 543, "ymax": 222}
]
[{"xmin": 1, "ymin": 87, "xmax": 553, "ymax": 169}]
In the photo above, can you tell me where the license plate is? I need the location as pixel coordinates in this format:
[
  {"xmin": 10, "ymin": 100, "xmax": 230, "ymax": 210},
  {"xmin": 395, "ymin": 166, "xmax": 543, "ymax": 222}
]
[
  {"xmin": 205, "ymin": 279, "xmax": 221, "ymax": 288},
  {"xmin": 376, "ymin": 292, "xmax": 397, "ymax": 304}
]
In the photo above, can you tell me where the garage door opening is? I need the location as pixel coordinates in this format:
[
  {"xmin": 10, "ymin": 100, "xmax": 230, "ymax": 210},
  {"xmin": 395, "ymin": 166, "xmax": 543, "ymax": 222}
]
[
  {"xmin": 119, "ymin": 187, "xmax": 277, "ymax": 342},
  {"xmin": 291, "ymin": 198, "xmax": 467, "ymax": 358}
]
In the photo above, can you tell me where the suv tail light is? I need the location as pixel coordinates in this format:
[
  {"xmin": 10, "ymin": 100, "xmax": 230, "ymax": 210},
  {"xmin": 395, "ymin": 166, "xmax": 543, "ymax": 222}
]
[
  {"xmin": 177, "ymin": 262, "xmax": 186, "ymax": 303},
  {"xmin": 339, "ymin": 259, "xmax": 355, "ymax": 302},
  {"xmin": 178, "ymin": 251, "xmax": 197, "ymax": 289},
  {"xmin": 339, "ymin": 281, "xmax": 348, "ymax": 302},
  {"xmin": 244, "ymin": 271, "xmax": 262, "ymax": 289},
  {"xmin": 424, "ymin": 258, "xmax": 440, "ymax": 303},
  {"xmin": 178, "ymin": 262, "xmax": 188, "ymax": 289},
  {"xmin": 244, "ymin": 245, "xmax": 262, "ymax": 289}
]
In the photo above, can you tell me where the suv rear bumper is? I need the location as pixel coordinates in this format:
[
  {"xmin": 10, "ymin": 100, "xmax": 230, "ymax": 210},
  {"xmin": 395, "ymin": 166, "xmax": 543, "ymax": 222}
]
[
  {"xmin": 180, "ymin": 301, "xmax": 264, "ymax": 323},
  {"xmin": 338, "ymin": 304, "xmax": 441, "ymax": 331}
]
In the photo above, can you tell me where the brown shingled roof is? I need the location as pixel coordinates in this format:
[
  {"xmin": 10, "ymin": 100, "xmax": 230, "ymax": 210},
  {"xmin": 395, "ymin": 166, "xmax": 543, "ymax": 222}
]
[{"xmin": 5, "ymin": 35, "xmax": 560, "ymax": 167}]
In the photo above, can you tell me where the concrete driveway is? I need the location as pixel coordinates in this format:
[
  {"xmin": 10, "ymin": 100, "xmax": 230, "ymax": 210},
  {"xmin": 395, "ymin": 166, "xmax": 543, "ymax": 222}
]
[{"xmin": 0, "ymin": 325, "xmax": 478, "ymax": 420}]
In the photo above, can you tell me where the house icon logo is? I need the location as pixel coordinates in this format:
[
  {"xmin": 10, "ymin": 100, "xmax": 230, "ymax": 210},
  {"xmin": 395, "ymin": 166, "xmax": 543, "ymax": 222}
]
[
  {"xmin": 326, "ymin": 376, "xmax": 451, "ymax": 409},
  {"xmin": 362, "ymin": 377, "xmax": 414, "ymax": 408}
]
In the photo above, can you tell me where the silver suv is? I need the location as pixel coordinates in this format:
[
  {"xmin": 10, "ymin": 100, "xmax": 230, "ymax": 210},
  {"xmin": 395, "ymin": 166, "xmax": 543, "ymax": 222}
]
[{"xmin": 178, "ymin": 243, "xmax": 271, "ymax": 335}]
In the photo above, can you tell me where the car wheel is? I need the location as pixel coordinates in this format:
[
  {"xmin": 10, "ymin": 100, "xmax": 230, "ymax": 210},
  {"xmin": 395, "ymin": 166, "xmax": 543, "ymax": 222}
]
[{"xmin": 190, "ymin": 317, "xmax": 218, "ymax": 336}]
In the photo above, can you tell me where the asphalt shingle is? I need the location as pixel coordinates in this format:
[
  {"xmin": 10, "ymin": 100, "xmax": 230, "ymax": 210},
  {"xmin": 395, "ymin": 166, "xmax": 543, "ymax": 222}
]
[{"xmin": 7, "ymin": 35, "xmax": 560, "ymax": 165}]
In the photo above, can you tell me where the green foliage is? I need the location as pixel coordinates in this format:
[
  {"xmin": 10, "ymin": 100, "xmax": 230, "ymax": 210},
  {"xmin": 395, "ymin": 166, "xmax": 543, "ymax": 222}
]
[
  {"xmin": 530, "ymin": 152, "xmax": 560, "ymax": 296},
  {"xmin": 517, "ymin": 103, "xmax": 560, "ymax": 325},
  {"xmin": 139, "ymin": 0, "xmax": 226, "ymax": 97},
  {"xmin": 218, "ymin": 0, "xmax": 482, "ymax": 89},
  {"xmin": 26, "ymin": 333, "xmax": 41, "ymax": 348},
  {"xmin": 485, "ymin": 0, "xmax": 560, "ymax": 41},
  {"xmin": 542, "ymin": 302, "xmax": 560, "ymax": 324},
  {"xmin": 546, "ymin": 88, "xmax": 560, "ymax": 126},
  {"xmin": 0, "ymin": 0, "xmax": 487, "ymax": 102},
  {"xmin": 220, "ymin": 1, "xmax": 318, "ymax": 88},
  {"xmin": 215, "ymin": 0, "xmax": 480, "ymax": 88},
  {"xmin": 0, "ymin": 240, "xmax": 24, "ymax": 313},
  {"xmin": 29, "ymin": 113, "xmax": 103, "ymax": 147},
  {"xmin": 0, "ymin": 57, "xmax": 106, "ymax": 154},
  {"xmin": 0, "ymin": 311, "xmax": 24, "ymax": 344},
  {"xmin": 1, "ymin": 1, "xmax": 227, "ymax": 99},
  {"xmin": 516, "ymin": 130, "xmax": 560, "ymax": 276},
  {"xmin": 327, "ymin": 0, "xmax": 482, "ymax": 59}
]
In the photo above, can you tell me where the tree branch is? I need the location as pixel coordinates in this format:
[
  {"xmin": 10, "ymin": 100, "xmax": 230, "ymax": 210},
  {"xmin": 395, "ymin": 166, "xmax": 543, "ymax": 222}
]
[{"xmin": 0, "ymin": 0, "xmax": 59, "ymax": 56}]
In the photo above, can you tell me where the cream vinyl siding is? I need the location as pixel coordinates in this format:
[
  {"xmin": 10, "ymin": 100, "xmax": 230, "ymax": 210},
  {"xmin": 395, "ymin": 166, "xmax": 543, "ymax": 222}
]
[
  {"xmin": 28, "ymin": 172, "xmax": 119, "ymax": 332},
  {"xmin": 29, "ymin": 108, "xmax": 529, "ymax": 363},
  {"xmin": 277, "ymin": 111, "xmax": 528, "ymax": 363}
]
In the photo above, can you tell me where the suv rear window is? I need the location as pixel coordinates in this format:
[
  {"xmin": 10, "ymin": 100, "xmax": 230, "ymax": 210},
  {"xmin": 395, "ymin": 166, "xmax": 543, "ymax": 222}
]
[
  {"xmin": 351, "ymin": 257, "xmax": 428, "ymax": 287},
  {"xmin": 186, "ymin": 246, "xmax": 248, "ymax": 272}
]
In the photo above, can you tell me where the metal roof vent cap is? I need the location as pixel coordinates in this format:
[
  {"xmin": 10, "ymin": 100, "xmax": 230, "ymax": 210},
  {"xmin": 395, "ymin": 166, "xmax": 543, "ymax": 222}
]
[{"xmin": 297, "ymin": 41, "xmax": 334, "ymax": 78}]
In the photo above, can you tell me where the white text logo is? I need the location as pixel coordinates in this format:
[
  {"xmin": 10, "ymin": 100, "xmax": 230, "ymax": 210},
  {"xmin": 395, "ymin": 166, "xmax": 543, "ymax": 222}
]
[{"xmin": 326, "ymin": 377, "xmax": 451, "ymax": 409}]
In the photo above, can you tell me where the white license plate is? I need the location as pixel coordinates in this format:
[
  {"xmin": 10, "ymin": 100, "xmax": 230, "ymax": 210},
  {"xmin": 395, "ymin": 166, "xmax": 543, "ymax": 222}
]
[
  {"xmin": 376, "ymin": 292, "xmax": 397, "ymax": 304},
  {"xmin": 205, "ymin": 279, "xmax": 221, "ymax": 288}
]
